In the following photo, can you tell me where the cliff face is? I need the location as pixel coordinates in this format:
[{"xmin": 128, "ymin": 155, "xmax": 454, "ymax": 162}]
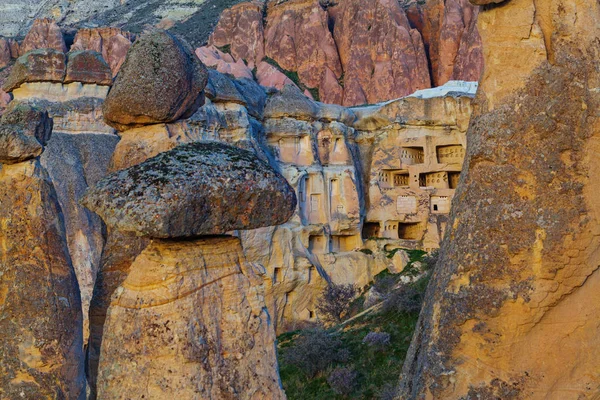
[
  {"xmin": 204, "ymin": 0, "xmax": 482, "ymax": 106},
  {"xmin": 400, "ymin": 0, "xmax": 600, "ymax": 398},
  {"xmin": 0, "ymin": 0, "xmax": 483, "ymax": 107},
  {"xmin": 97, "ymin": 237, "xmax": 285, "ymax": 399}
]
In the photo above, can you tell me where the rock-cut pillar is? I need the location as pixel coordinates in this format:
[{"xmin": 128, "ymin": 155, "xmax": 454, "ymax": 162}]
[{"xmin": 82, "ymin": 142, "xmax": 296, "ymax": 399}]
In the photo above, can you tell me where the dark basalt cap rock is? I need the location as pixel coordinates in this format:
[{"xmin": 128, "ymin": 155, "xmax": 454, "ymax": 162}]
[
  {"xmin": 81, "ymin": 141, "xmax": 297, "ymax": 238},
  {"xmin": 102, "ymin": 30, "xmax": 208, "ymax": 131},
  {"xmin": 2, "ymin": 48, "xmax": 66, "ymax": 92},
  {"xmin": 0, "ymin": 103, "xmax": 52, "ymax": 164}
]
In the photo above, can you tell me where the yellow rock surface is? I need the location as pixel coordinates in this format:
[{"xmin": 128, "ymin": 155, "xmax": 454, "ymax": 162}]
[
  {"xmin": 97, "ymin": 236, "xmax": 285, "ymax": 399},
  {"xmin": 400, "ymin": 0, "xmax": 600, "ymax": 398}
]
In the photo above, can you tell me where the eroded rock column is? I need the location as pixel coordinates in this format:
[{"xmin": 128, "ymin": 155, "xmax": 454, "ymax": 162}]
[
  {"xmin": 0, "ymin": 104, "xmax": 85, "ymax": 399},
  {"xmin": 400, "ymin": 0, "xmax": 600, "ymax": 398},
  {"xmin": 83, "ymin": 142, "xmax": 294, "ymax": 398},
  {"xmin": 86, "ymin": 29, "xmax": 208, "ymax": 397}
]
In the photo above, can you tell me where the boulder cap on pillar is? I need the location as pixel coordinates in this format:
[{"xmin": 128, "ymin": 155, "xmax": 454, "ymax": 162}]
[
  {"xmin": 81, "ymin": 141, "xmax": 297, "ymax": 238},
  {"xmin": 0, "ymin": 103, "xmax": 52, "ymax": 164},
  {"xmin": 102, "ymin": 29, "xmax": 208, "ymax": 131},
  {"xmin": 65, "ymin": 50, "xmax": 113, "ymax": 85},
  {"xmin": 2, "ymin": 48, "xmax": 66, "ymax": 92}
]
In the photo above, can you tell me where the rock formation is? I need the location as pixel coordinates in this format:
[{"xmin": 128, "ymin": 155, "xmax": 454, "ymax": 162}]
[
  {"xmin": 400, "ymin": 0, "xmax": 600, "ymax": 398},
  {"xmin": 82, "ymin": 142, "xmax": 297, "ymax": 238},
  {"xmin": 0, "ymin": 0, "xmax": 248, "ymax": 47},
  {"xmin": 64, "ymin": 50, "xmax": 112, "ymax": 86},
  {"xmin": 3, "ymin": 49, "xmax": 67, "ymax": 93},
  {"xmin": 197, "ymin": 0, "xmax": 483, "ymax": 106},
  {"xmin": 19, "ymin": 18, "xmax": 67, "ymax": 55},
  {"xmin": 83, "ymin": 143, "xmax": 291, "ymax": 399},
  {"xmin": 70, "ymin": 27, "xmax": 134, "ymax": 76},
  {"xmin": 0, "ymin": 103, "xmax": 85, "ymax": 399},
  {"xmin": 1, "ymin": 27, "xmax": 120, "ymax": 342},
  {"xmin": 86, "ymin": 30, "xmax": 211, "ymax": 397},
  {"xmin": 209, "ymin": 1, "xmax": 265, "ymax": 65},
  {"xmin": 102, "ymin": 29, "xmax": 208, "ymax": 131}
]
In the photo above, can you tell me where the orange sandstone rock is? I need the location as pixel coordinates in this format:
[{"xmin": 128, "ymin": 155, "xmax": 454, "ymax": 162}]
[{"xmin": 400, "ymin": 0, "xmax": 600, "ymax": 398}]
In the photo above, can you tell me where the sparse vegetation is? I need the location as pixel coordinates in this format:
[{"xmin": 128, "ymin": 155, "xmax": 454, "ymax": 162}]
[
  {"xmin": 277, "ymin": 249, "xmax": 435, "ymax": 399},
  {"xmin": 316, "ymin": 284, "xmax": 357, "ymax": 324}
]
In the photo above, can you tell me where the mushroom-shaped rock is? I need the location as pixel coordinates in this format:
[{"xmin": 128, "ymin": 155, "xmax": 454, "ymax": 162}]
[
  {"xmin": 102, "ymin": 30, "xmax": 208, "ymax": 131},
  {"xmin": 65, "ymin": 50, "xmax": 112, "ymax": 85},
  {"xmin": 82, "ymin": 142, "xmax": 296, "ymax": 238},
  {"xmin": 2, "ymin": 49, "xmax": 66, "ymax": 92},
  {"xmin": 0, "ymin": 103, "xmax": 52, "ymax": 164}
]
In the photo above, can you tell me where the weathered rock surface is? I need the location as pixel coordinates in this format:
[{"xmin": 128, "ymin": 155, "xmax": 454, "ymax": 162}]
[
  {"xmin": 0, "ymin": 65, "xmax": 13, "ymax": 115},
  {"xmin": 64, "ymin": 50, "xmax": 112, "ymax": 86},
  {"xmin": 196, "ymin": 45, "xmax": 254, "ymax": 80},
  {"xmin": 0, "ymin": 0, "xmax": 249, "ymax": 48},
  {"xmin": 202, "ymin": 0, "xmax": 483, "ymax": 106},
  {"xmin": 70, "ymin": 27, "xmax": 134, "ymax": 77},
  {"xmin": 331, "ymin": 0, "xmax": 430, "ymax": 106},
  {"xmin": 264, "ymin": 84, "xmax": 319, "ymax": 120},
  {"xmin": 97, "ymin": 236, "xmax": 285, "ymax": 399},
  {"xmin": 400, "ymin": 0, "xmax": 600, "ymax": 398},
  {"xmin": 40, "ymin": 130, "xmax": 119, "ymax": 339},
  {"xmin": 256, "ymin": 61, "xmax": 297, "ymax": 91},
  {"xmin": 6, "ymin": 65, "xmax": 117, "ymax": 346},
  {"xmin": 2, "ymin": 49, "xmax": 66, "ymax": 93},
  {"xmin": 0, "ymin": 38, "xmax": 11, "ymax": 69},
  {"xmin": 0, "ymin": 103, "xmax": 52, "ymax": 164},
  {"xmin": 265, "ymin": 0, "xmax": 343, "ymax": 95},
  {"xmin": 209, "ymin": 2, "xmax": 265, "ymax": 65},
  {"xmin": 19, "ymin": 18, "xmax": 67, "ymax": 55},
  {"xmin": 102, "ymin": 30, "xmax": 208, "ymax": 131},
  {"xmin": 82, "ymin": 141, "xmax": 296, "ymax": 238},
  {"xmin": 0, "ymin": 159, "xmax": 85, "ymax": 399}
]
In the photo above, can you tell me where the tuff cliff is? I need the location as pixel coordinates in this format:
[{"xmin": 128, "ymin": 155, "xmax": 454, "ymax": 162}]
[
  {"xmin": 204, "ymin": 0, "xmax": 482, "ymax": 106},
  {"xmin": 399, "ymin": 0, "xmax": 600, "ymax": 398},
  {"xmin": 0, "ymin": 102, "xmax": 85, "ymax": 399}
]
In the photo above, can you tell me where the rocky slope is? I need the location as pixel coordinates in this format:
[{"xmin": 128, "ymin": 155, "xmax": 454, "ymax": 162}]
[
  {"xmin": 0, "ymin": 13, "xmax": 479, "ymax": 398},
  {"xmin": 400, "ymin": 0, "xmax": 600, "ymax": 398},
  {"xmin": 0, "ymin": 0, "xmax": 246, "ymax": 47}
]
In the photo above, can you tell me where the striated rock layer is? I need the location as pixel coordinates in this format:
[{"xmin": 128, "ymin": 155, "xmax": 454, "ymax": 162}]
[
  {"xmin": 0, "ymin": 159, "xmax": 84, "ymax": 397},
  {"xmin": 97, "ymin": 236, "xmax": 285, "ymax": 399},
  {"xmin": 400, "ymin": 0, "xmax": 600, "ymax": 398}
]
